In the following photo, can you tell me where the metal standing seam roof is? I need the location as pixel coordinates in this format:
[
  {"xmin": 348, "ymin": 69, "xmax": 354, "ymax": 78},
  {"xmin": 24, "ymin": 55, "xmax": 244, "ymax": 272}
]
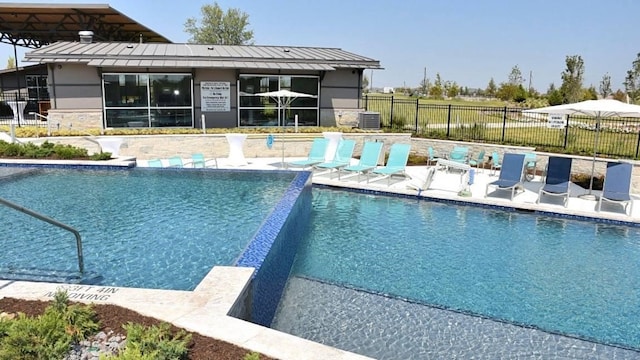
[{"xmin": 24, "ymin": 41, "xmax": 383, "ymax": 70}]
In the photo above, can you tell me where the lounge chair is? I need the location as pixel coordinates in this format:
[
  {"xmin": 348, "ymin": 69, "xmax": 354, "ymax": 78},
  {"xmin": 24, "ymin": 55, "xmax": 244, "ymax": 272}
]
[
  {"xmin": 371, "ymin": 143, "xmax": 411, "ymax": 185},
  {"xmin": 468, "ymin": 150, "xmax": 486, "ymax": 172},
  {"xmin": 449, "ymin": 146, "xmax": 469, "ymax": 164},
  {"xmin": 288, "ymin": 138, "xmax": 329, "ymax": 169},
  {"xmin": 427, "ymin": 147, "xmax": 440, "ymax": 165},
  {"xmin": 342, "ymin": 141, "xmax": 384, "ymax": 182},
  {"xmin": 597, "ymin": 162, "xmax": 634, "ymax": 216},
  {"xmin": 314, "ymin": 139, "xmax": 356, "ymax": 177},
  {"xmin": 485, "ymin": 153, "xmax": 526, "ymax": 200},
  {"xmin": 407, "ymin": 167, "xmax": 436, "ymax": 195},
  {"xmin": 189, "ymin": 153, "xmax": 218, "ymax": 169},
  {"xmin": 489, "ymin": 151, "xmax": 501, "ymax": 175},
  {"xmin": 147, "ymin": 159, "xmax": 163, "ymax": 167},
  {"xmin": 536, "ymin": 157, "xmax": 573, "ymax": 207},
  {"xmin": 167, "ymin": 156, "xmax": 184, "ymax": 168}
]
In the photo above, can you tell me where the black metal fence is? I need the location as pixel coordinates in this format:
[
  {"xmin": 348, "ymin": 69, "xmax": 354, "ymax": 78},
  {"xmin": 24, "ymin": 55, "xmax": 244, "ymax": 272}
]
[
  {"xmin": 0, "ymin": 93, "xmax": 49, "ymax": 128},
  {"xmin": 364, "ymin": 95, "xmax": 640, "ymax": 159}
]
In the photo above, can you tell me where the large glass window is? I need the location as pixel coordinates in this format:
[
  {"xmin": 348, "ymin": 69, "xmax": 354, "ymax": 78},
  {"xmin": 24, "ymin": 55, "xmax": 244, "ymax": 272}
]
[
  {"xmin": 238, "ymin": 75, "xmax": 319, "ymax": 127},
  {"xmin": 103, "ymin": 73, "xmax": 193, "ymax": 128}
]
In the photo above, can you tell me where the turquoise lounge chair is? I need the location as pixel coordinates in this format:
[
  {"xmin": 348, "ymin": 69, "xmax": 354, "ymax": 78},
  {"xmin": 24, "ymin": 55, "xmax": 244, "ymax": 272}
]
[
  {"xmin": 186, "ymin": 153, "xmax": 218, "ymax": 169},
  {"xmin": 485, "ymin": 153, "xmax": 526, "ymax": 200},
  {"xmin": 427, "ymin": 146, "xmax": 440, "ymax": 166},
  {"xmin": 371, "ymin": 143, "xmax": 411, "ymax": 185},
  {"xmin": 314, "ymin": 139, "xmax": 356, "ymax": 177},
  {"xmin": 537, "ymin": 157, "xmax": 573, "ymax": 207},
  {"xmin": 342, "ymin": 141, "xmax": 384, "ymax": 182},
  {"xmin": 167, "ymin": 156, "xmax": 184, "ymax": 168},
  {"xmin": 597, "ymin": 162, "xmax": 634, "ymax": 216},
  {"xmin": 288, "ymin": 138, "xmax": 329, "ymax": 169},
  {"xmin": 489, "ymin": 151, "xmax": 502, "ymax": 175},
  {"xmin": 147, "ymin": 159, "xmax": 163, "ymax": 167},
  {"xmin": 468, "ymin": 150, "xmax": 485, "ymax": 172},
  {"xmin": 449, "ymin": 146, "xmax": 469, "ymax": 164}
]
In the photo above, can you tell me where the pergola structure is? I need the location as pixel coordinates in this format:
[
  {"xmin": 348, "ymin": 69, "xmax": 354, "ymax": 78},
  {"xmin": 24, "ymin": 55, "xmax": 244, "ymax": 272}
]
[{"xmin": 0, "ymin": 3, "xmax": 170, "ymax": 49}]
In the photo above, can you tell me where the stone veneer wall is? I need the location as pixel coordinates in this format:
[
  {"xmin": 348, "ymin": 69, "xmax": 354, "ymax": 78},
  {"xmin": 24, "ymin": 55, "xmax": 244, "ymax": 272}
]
[
  {"xmin": 25, "ymin": 133, "xmax": 640, "ymax": 193},
  {"xmin": 46, "ymin": 110, "xmax": 103, "ymax": 131}
]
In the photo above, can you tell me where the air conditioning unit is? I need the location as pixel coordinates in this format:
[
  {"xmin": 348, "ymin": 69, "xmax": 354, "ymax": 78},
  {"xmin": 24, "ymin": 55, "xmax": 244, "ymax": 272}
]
[{"xmin": 358, "ymin": 111, "xmax": 380, "ymax": 129}]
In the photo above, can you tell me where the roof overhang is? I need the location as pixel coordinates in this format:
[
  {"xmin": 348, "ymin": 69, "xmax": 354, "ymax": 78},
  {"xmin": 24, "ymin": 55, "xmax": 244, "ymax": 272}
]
[{"xmin": 0, "ymin": 3, "xmax": 170, "ymax": 48}]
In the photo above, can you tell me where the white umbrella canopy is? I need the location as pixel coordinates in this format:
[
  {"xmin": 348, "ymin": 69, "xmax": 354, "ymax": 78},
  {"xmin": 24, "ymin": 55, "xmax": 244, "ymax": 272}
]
[
  {"xmin": 523, "ymin": 99, "xmax": 640, "ymax": 198},
  {"xmin": 254, "ymin": 89, "xmax": 317, "ymax": 127}
]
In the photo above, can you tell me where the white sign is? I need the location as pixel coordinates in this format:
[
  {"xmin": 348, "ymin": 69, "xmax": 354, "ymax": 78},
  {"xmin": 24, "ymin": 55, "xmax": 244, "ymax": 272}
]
[
  {"xmin": 547, "ymin": 114, "xmax": 566, "ymax": 129},
  {"xmin": 201, "ymin": 81, "xmax": 230, "ymax": 112}
]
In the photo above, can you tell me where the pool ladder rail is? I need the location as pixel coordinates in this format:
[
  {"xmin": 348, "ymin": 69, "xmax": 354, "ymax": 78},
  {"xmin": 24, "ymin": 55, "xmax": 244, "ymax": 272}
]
[{"xmin": 0, "ymin": 196, "xmax": 84, "ymax": 275}]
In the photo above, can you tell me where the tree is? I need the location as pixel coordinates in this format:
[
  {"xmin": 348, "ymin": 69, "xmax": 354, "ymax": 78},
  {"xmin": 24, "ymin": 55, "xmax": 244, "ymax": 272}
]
[
  {"xmin": 546, "ymin": 83, "xmax": 563, "ymax": 105},
  {"xmin": 599, "ymin": 73, "xmax": 612, "ymax": 99},
  {"xmin": 612, "ymin": 89, "xmax": 627, "ymax": 102},
  {"xmin": 559, "ymin": 55, "xmax": 584, "ymax": 104},
  {"xmin": 444, "ymin": 81, "xmax": 459, "ymax": 98},
  {"xmin": 361, "ymin": 74, "xmax": 369, "ymax": 93},
  {"xmin": 485, "ymin": 78, "xmax": 497, "ymax": 97},
  {"xmin": 6, "ymin": 56, "xmax": 15, "ymax": 69},
  {"xmin": 582, "ymin": 86, "xmax": 598, "ymax": 101},
  {"xmin": 623, "ymin": 53, "xmax": 640, "ymax": 103},
  {"xmin": 508, "ymin": 65, "xmax": 524, "ymax": 86},
  {"xmin": 418, "ymin": 77, "xmax": 431, "ymax": 96},
  {"xmin": 184, "ymin": 2, "xmax": 254, "ymax": 45},
  {"xmin": 429, "ymin": 73, "xmax": 444, "ymax": 99}
]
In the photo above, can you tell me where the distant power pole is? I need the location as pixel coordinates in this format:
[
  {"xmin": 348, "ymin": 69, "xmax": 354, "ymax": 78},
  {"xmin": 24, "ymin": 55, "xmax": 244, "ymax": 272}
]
[
  {"xmin": 370, "ymin": 69, "xmax": 374, "ymax": 92},
  {"xmin": 528, "ymin": 70, "xmax": 533, "ymax": 93}
]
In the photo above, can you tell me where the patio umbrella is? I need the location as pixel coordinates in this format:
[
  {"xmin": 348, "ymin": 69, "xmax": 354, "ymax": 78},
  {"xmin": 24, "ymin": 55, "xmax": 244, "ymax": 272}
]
[
  {"xmin": 254, "ymin": 89, "xmax": 317, "ymax": 127},
  {"xmin": 523, "ymin": 99, "xmax": 640, "ymax": 198}
]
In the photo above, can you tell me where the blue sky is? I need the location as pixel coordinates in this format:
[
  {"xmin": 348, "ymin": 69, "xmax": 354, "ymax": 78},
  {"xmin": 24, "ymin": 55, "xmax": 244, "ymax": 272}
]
[{"xmin": 5, "ymin": 0, "xmax": 639, "ymax": 92}]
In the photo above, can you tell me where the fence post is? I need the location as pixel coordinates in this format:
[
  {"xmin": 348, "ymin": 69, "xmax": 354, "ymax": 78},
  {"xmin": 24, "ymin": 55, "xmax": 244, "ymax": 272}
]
[
  {"xmin": 501, "ymin": 106, "xmax": 507, "ymax": 142},
  {"xmin": 390, "ymin": 96, "xmax": 395, "ymax": 128},
  {"xmin": 446, "ymin": 104, "xmax": 452, "ymax": 137},
  {"xmin": 563, "ymin": 115, "xmax": 570, "ymax": 149},
  {"xmin": 635, "ymin": 129, "xmax": 640, "ymax": 158},
  {"xmin": 364, "ymin": 94, "xmax": 368, "ymax": 110},
  {"xmin": 414, "ymin": 97, "xmax": 419, "ymax": 133}
]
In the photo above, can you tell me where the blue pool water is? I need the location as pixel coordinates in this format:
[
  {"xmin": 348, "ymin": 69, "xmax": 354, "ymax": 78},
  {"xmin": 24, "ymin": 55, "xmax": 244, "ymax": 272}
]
[
  {"xmin": 0, "ymin": 168, "xmax": 295, "ymax": 290},
  {"xmin": 273, "ymin": 187, "xmax": 640, "ymax": 356}
]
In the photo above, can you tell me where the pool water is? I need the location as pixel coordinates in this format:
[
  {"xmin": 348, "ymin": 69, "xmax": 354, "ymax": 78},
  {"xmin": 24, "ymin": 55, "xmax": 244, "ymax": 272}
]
[
  {"xmin": 0, "ymin": 168, "xmax": 295, "ymax": 290},
  {"xmin": 273, "ymin": 187, "xmax": 640, "ymax": 356}
]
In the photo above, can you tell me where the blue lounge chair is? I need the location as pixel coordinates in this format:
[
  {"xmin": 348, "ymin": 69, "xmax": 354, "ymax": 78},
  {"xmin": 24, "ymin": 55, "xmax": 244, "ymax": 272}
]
[
  {"xmin": 449, "ymin": 146, "xmax": 469, "ymax": 164},
  {"xmin": 147, "ymin": 159, "xmax": 163, "ymax": 167},
  {"xmin": 314, "ymin": 139, "xmax": 356, "ymax": 177},
  {"xmin": 537, "ymin": 157, "xmax": 573, "ymax": 207},
  {"xmin": 371, "ymin": 143, "xmax": 411, "ymax": 185},
  {"xmin": 288, "ymin": 138, "xmax": 329, "ymax": 169},
  {"xmin": 485, "ymin": 153, "xmax": 526, "ymax": 200},
  {"xmin": 597, "ymin": 162, "xmax": 634, "ymax": 216},
  {"xmin": 188, "ymin": 153, "xmax": 218, "ymax": 169},
  {"xmin": 468, "ymin": 150, "xmax": 486, "ymax": 172},
  {"xmin": 342, "ymin": 141, "xmax": 384, "ymax": 182},
  {"xmin": 490, "ymin": 151, "xmax": 502, "ymax": 175},
  {"xmin": 427, "ymin": 146, "xmax": 440, "ymax": 165},
  {"xmin": 167, "ymin": 156, "xmax": 184, "ymax": 168}
]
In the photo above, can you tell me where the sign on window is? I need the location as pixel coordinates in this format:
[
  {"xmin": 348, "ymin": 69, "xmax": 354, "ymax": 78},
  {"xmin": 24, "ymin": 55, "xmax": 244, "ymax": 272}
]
[{"xmin": 201, "ymin": 81, "xmax": 230, "ymax": 112}]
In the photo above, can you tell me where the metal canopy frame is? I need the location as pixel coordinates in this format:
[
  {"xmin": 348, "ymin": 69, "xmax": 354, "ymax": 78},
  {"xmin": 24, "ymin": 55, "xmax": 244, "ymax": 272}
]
[{"xmin": 0, "ymin": 3, "xmax": 170, "ymax": 48}]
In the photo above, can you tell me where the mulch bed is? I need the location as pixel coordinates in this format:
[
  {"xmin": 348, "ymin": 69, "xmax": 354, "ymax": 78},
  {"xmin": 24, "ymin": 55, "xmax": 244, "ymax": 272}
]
[{"xmin": 0, "ymin": 297, "xmax": 276, "ymax": 360}]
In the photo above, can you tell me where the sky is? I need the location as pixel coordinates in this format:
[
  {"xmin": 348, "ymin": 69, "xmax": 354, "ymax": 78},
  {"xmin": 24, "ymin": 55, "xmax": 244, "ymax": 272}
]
[{"xmin": 4, "ymin": 0, "xmax": 640, "ymax": 92}]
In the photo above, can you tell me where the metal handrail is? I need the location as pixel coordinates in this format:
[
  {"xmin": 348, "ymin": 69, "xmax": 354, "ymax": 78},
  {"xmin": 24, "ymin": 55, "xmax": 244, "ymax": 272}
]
[{"xmin": 0, "ymin": 197, "xmax": 84, "ymax": 273}]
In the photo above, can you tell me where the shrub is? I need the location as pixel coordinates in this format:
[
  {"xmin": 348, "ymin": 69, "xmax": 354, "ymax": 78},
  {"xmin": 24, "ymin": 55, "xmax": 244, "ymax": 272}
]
[{"xmin": 103, "ymin": 322, "xmax": 191, "ymax": 360}]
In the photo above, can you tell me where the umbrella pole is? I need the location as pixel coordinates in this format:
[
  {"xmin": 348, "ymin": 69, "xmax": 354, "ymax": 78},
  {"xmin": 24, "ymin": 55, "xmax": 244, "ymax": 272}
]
[{"xmin": 581, "ymin": 118, "xmax": 600, "ymax": 200}]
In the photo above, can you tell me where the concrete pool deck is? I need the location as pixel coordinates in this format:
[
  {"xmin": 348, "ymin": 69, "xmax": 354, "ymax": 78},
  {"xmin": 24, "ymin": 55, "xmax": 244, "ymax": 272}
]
[{"xmin": 1, "ymin": 156, "xmax": 639, "ymax": 359}]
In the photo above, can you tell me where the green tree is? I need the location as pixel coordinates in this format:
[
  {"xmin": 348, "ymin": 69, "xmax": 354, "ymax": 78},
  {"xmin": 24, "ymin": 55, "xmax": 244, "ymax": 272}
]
[
  {"xmin": 419, "ymin": 77, "xmax": 431, "ymax": 96},
  {"xmin": 623, "ymin": 53, "xmax": 640, "ymax": 103},
  {"xmin": 444, "ymin": 81, "xmax": 460, "ymax": 98},
  {"xmin": 546, "ymin": 83, "xmax": 563, "ymax": 105},
  {"xmin": 508, "ymin": 65, "xmax": 524, "ymax": 86},
  {"xmin": 361, "ymin": 74, "xmax": 369, "ymax": 93},
  {"xmin": 485, "ymin": 78, "xmax": 497, "ymax": 97},
  {"xmin": 559, "ymin": 55, "xmax": 584, "ymax": 104},
  {"xmin": 612, "ymin": 89, "xmax": 627, "ymax": 102},
  {"xmin": 582, "ymin": 86, "xmax": 598, "ymax": 101},
  {"xmin": 184, "ymin": 2, "xmax": 254, "ymax": 45},
  {"xmin": 429, "ymin": 73, "xmax": 444, "ymax": 99},
  {"xmin": 6, "ymin": 56, "xmax": 15, "ymax": 69},
  {"xmin": 599, "ymin": 73, "xmax": 612, "ymax": 98}
]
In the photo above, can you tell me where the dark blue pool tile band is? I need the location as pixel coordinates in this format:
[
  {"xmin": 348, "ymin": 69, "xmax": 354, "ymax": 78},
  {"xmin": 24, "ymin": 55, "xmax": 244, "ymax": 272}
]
[{"xmin": 235, "ymin": 170, "xmax": 312, "ymax": 327}]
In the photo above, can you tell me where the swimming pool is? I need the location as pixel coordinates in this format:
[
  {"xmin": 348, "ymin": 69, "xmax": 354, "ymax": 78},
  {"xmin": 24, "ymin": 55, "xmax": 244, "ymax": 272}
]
[
  {"xmin": 0, "ymin": 167, "xmax": 297, "ymax": 290},
  {"xmin": 272, "ymin": 187, "xmax": 640, "ymax": 358}
]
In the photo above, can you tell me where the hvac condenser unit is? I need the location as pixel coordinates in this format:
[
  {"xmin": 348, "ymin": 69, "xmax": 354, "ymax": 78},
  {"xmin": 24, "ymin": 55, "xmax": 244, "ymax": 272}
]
[{"xmin": 358, "ymin": 111, "xmax": 380, "ymax": 129}]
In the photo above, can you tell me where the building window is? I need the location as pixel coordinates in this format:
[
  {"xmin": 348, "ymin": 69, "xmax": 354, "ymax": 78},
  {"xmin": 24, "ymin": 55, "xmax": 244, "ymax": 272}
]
[
  {"xmin": 103, "ymin": 73, "xmax": 193, "ymax": 128},
  {"xmin": 238, "ymin": 75, "xmax": 319, "ymax": 127}
]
